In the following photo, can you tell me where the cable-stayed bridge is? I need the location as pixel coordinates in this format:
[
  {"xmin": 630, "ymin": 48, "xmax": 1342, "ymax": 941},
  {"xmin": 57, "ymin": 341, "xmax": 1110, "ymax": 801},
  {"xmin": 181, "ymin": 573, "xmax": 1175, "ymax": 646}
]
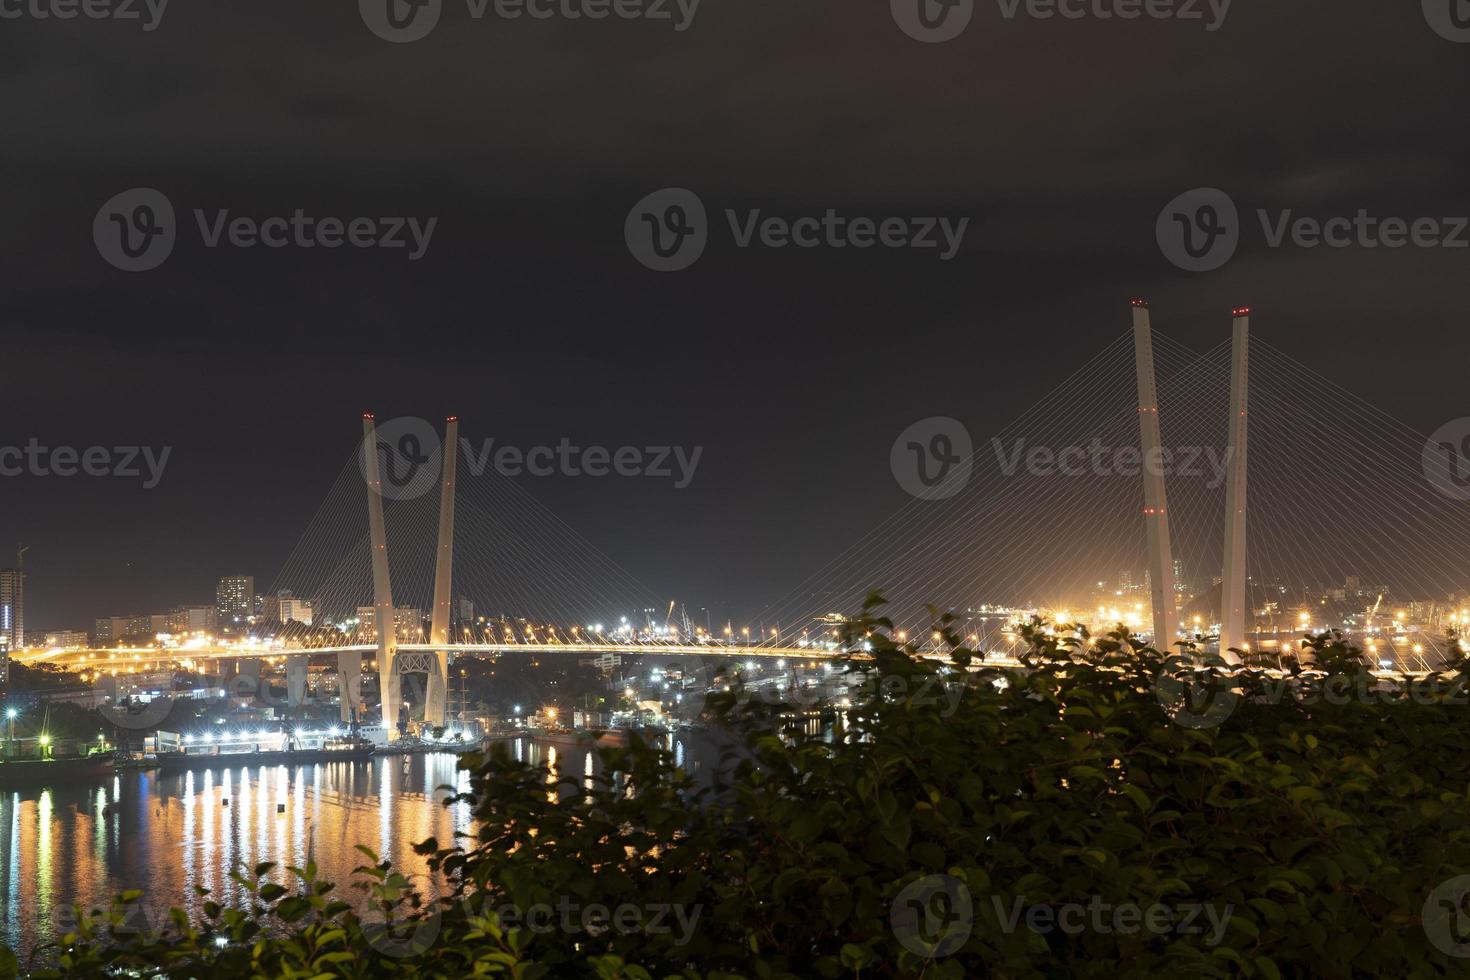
[
  {"xmin": 751, "ymin": 303, "xmax": 1469, "ymax": 673},
  {"xmin": 22, "ymin": 303, "xmax": 1470, "ymax": 728}
]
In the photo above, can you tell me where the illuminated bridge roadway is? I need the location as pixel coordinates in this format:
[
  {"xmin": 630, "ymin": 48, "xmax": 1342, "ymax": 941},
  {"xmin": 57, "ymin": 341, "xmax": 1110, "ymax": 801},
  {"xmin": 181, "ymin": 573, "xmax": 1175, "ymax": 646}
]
[{"xmin": 19, "ymin": 642, "xmax": 1027, "ymax": 671}]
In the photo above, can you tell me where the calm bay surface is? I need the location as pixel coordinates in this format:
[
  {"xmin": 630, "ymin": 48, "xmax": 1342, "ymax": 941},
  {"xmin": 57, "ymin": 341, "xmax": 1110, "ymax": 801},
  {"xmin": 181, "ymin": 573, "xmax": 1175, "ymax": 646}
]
[{"xmin": 0, "ymin": 733, "xmax": 725, "ymax": 966}]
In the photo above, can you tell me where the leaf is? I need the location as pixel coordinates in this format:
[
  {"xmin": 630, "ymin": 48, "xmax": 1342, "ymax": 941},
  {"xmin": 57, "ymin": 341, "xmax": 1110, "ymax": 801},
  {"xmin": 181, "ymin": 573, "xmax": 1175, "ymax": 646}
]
[{"xmin": 1121, "ymin": 784, "xmax": 1151, "ymax": 814}]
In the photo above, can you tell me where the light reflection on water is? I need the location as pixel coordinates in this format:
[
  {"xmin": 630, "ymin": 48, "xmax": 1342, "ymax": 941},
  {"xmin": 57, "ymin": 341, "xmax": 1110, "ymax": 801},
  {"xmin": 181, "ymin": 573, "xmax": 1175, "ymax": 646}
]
[
  {"xmin": 0, "ymin": 732, "xmax": 735, "ymax": 965},
  {"xmin": 0, "ymin": 753, "xmax": 473, "ymax": 965}
]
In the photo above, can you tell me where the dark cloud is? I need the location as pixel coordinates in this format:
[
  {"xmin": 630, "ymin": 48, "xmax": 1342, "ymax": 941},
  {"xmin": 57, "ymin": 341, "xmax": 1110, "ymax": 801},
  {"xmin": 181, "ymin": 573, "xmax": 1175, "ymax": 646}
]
[{"xmin": 1, "ymin": 0, "xmax": 1466, "ymax": 629}]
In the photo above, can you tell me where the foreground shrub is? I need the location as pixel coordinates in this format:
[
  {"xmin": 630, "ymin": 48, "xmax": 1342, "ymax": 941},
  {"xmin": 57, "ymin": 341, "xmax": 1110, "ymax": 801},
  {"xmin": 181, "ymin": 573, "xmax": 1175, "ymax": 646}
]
[{"xmin": 14, "ymin": 598, "xmax": 1470, "ymax": 978}]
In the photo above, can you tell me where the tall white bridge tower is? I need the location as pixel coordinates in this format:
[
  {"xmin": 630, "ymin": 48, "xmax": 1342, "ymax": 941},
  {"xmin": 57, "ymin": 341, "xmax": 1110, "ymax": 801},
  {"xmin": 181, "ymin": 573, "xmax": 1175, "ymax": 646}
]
[{"xmin": 1131, "ymin": 301, "xmax": 1251, "ymax": 657}]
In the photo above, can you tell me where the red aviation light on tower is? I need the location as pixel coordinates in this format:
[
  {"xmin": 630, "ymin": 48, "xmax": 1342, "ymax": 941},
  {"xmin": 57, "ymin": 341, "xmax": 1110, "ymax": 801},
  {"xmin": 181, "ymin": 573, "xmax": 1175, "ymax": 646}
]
[
  {"xmin": 1231, "ymin": 306, "xmax": 1251, "ymax": 317},
  {"xmin": 1130, "ymin": 298, "xmax": 1150, "ymax": 309},
  {"xmin": 446, "ymin": 416, "xmax": 458, "ymax": 423},
  {"xmin": 363, "ymin": 412, "xmax": 376, "ymax": 421}
]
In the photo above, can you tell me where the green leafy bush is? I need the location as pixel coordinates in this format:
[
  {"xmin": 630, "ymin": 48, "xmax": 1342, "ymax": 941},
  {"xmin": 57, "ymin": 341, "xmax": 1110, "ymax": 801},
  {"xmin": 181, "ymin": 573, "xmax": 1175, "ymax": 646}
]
[{"xmin": 15, "ymin": 597, "xmax": 1470, "ymax": 978}]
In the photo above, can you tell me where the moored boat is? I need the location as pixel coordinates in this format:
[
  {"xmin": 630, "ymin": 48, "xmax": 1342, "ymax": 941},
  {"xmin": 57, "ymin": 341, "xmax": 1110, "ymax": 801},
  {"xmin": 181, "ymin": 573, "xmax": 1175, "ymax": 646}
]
[
  {"xmin": 153, "ymin": 738, "xmax": 375, "ymax": 773},
  {"xmin": 0, "ymin": 752, "xmax": 116, "ymax": 788}
]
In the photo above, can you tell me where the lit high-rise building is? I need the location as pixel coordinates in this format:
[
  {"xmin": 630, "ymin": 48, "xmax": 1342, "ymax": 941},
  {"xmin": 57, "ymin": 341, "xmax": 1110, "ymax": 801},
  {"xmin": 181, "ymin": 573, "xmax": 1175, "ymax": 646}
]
[
  {"xmin": 216, "ymin": 575, "xmax": 255, "ymax": 625},
  {"xmin": 0, "ymin": 561, "xmax": 22, "ymax": 683},
  {"xmin": 95, "ymin": 614, "xmax": 150, "ymax": 646},
  {"xmin": 42, "ymin": 630, "xmax": 89, "ymax": 649},
  {"xmin": 354, "ymin": 605, "xmax": 423, "ymax": 642},
  {"xmin": 279, "ymin": 596, "xmax": 314, "ymax": 626},
  {"xmin": 166, "ymin": 606, "xmax": 217, "ymax": 634}
]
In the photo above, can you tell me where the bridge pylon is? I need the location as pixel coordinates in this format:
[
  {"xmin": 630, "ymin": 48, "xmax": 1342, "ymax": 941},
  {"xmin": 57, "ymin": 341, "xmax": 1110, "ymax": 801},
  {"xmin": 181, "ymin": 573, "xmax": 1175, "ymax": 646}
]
[
  {"xmin": 1130, "ymin": 300, "xmax": 1178, "ymax": 650},
  {"xmin": 424, "ymin": 417, "xmax": 459, "ymax": 728},
  {"xmin": 1218, "ymin": 308, "xmax": 1251, "ymax": 663},
  {"xmin": 362, "ymin": 413, "xmax": 399, "ymax": 731}
]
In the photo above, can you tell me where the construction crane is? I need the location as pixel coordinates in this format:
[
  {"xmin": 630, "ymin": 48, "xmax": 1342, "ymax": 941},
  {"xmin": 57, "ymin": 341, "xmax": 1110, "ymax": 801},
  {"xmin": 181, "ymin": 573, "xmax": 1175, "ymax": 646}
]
[
  {"xmin": 1365, "ymin": 593, "xmax": 1384, "ymax": 633},
  {"xmin": 663, "ymin": 601, "xmax": 694, "ymax": 642}
]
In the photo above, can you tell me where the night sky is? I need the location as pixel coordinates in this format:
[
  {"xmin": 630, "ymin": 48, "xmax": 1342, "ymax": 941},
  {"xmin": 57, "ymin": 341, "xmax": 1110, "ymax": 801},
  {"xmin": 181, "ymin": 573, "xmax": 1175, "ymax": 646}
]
[{"xmin": 2, "ymin": 1, "xmax": 1467, "ymax": 632}]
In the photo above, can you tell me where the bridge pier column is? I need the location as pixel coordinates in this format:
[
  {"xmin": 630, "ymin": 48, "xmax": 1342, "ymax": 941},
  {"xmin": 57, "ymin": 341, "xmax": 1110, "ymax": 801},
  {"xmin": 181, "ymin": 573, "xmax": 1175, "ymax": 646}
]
[
  {"xmin": 425, "ymin": 652, "xmax": 449, "ymax": 729},
  {"xmin": 383, "ymin": 661, "xmax": 402, "ymax": 735},
  {"xmin": 338, "ymin": 651, "xmax": 362, "ymax": 723},
  {"xmin": 287, "ymin": 655, "xmax": 308, "ymax": 709}
]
